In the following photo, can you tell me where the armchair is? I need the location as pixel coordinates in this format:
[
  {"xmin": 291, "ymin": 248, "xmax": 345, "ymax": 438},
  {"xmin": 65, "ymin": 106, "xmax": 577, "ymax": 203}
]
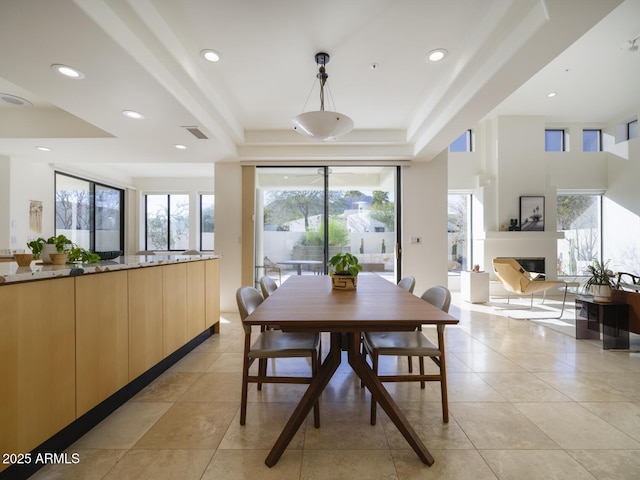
[{"xmin": 492, "ymin": 258, "xmax": 568, "ymax": 318}]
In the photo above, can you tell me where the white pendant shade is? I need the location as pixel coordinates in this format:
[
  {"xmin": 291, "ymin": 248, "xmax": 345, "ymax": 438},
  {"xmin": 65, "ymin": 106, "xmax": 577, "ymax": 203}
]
[{"xmin": 292, "ymin": 110, "xmax": 354, "ymax": 142}]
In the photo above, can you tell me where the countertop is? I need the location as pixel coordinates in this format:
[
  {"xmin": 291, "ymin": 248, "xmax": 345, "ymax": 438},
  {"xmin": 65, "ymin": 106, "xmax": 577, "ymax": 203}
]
[{"xmin": 0, "ymin": 254, "xmax": 221, "ymax": 285}]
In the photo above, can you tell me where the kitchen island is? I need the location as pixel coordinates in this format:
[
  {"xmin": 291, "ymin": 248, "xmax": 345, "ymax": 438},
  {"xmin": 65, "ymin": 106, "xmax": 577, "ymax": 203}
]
[{"xmin": 0, "ymin": 254, "xmax": 221, "ymax": 479}]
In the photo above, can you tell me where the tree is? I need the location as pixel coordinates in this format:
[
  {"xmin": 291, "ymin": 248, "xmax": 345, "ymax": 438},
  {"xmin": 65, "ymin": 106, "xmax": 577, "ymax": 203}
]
[
  {"xmin": 370, "ymin": 190, "xmax": 395, "ymax": 231},
  {"xmin": 265, "ymin": 190, "xmax": 324, "ymax": 230}
]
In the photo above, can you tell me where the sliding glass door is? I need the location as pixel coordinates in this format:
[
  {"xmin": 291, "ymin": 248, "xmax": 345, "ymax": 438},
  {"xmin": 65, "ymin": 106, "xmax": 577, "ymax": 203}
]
[{"xmin": 255, "ymin": 166, "xmax": 399, "ymax": 283}]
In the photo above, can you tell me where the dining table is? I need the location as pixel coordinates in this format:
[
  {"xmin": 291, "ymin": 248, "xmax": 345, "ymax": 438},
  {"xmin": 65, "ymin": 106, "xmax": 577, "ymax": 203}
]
[
  {"xmin": 243, "ymin": 273, "xmax": 459, "ymax": 467},
  {"xmin": 276, "ymin": 259, "xmax": 324, "ymax": 275}
]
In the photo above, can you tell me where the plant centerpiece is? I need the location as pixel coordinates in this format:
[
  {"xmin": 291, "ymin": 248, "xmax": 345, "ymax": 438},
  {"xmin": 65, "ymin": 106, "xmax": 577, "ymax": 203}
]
[
  {"xmin": 328, "ymin": 252, "xmax": 362, "ymax": 290},
  {"xmin": 27, "ymin": 235, "xmax": 100, "ymax": 264},
  {"xmin": 584, "ymin": 259, "xmax": 616, "ymax": 302}
]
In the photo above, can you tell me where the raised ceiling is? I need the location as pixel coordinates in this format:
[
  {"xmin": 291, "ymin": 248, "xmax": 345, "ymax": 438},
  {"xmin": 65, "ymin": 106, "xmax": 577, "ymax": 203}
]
[{"xmin": 0, "ymin": 0, "xmax": 637, "ymax": 182}]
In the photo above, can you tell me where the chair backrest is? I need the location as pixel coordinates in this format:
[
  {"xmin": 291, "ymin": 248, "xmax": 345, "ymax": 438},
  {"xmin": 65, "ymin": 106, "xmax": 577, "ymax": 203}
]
[
  {"xmin": 420, "ymin": 286, "xmax": 451, "ymax": 313},
  {"xmin": 259, "ymin": 275, "xmax": 278, "ymax": 298},
  {"xmin": 236, "ymin": 287, "xmax": 264, "ymax": 321},
  {"xmin": 397, "ymin": 276, "xmax": 416, "ymax": 293},
  {"xmin": 492, "ymin": 258, "xmax": 530, "ymax": 293}
]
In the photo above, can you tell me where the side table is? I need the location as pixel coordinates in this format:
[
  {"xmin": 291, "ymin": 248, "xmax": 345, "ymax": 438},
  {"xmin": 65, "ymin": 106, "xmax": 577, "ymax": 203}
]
[
  {"xmin": 461, "ymin": 271, "xmax": 489, "ymax": 303},
  {"xmin": 575, "ymin": 297, "xmax": 629, "ymax": 349}
]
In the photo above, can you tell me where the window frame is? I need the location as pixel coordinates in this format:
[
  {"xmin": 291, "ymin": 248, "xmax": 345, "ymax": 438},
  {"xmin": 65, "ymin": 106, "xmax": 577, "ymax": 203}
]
[
  {"xmin": 449, "ymin": 129, "xmax": 473, "ymax": 152},
  {"xmin": 144, "ymin": 193, "xmax": 190, "ymax": 251},
  {"xmin": 199, "ymin": 193, "xmax": 215, "ymax": 251},
  {"xmin": 582, "ymin": 129, "xmax": 602, "ymax": 152},
  {"xmin": 545, "ymin": 129, "xmax": 566, "ymax": 152},
  {"xmin": 54, "ymin": 171, "xmax": 125, "ymax": 253}
]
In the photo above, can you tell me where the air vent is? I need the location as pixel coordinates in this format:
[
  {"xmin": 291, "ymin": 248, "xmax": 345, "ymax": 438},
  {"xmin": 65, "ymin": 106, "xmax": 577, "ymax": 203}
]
[{"xmin": 183, "ymin": 126, "xmax": 208, "ymax": 139}]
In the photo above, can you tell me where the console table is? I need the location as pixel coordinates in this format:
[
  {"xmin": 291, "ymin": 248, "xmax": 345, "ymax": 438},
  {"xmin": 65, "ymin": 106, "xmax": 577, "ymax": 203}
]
[{"xmin": 575, "ymin": 297, "xmax": 629, "ymax": 349}]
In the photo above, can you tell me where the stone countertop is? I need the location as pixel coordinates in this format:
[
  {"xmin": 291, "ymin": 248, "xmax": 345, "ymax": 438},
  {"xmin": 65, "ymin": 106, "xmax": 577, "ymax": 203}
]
[{"xmin": 0, "ymin": 254, "xmax": 221, "ymax": 285}]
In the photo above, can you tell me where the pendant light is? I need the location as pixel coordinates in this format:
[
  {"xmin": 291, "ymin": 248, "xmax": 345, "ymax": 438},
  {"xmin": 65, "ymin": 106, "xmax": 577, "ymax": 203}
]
[{"xmin": 292, "ymin": 52, "xmax": 354, "ymax": 142}]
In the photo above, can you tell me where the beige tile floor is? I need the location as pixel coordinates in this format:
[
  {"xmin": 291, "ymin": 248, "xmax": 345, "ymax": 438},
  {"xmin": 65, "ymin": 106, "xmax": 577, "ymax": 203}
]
[{"xmin": 31, "ymin": 293, "xmax": 640, "ymax": 480}]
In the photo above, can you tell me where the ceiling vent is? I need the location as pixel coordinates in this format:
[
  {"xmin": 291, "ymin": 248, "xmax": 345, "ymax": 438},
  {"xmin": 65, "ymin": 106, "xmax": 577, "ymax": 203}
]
[{"xmin": 183, "ymin": 126, "xmax": 209, "ymax": 139}]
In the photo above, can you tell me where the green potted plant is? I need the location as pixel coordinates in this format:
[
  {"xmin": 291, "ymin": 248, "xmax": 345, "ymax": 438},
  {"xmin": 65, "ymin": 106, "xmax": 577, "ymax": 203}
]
[
  {"xmin": 27, "ymin": 234, "xmax": 100, "ymax": 264},
  {"xmin": 328, "ymin": 252, "xmax": 363, "ymax": 290},
  {"xmin": 584, "ymin": 259, "xmax": 616, "ymax": 302}
]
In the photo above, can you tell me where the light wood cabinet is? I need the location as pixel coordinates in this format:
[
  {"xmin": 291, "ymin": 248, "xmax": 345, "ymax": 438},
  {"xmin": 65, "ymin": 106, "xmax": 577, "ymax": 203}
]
[
  {"xmin": 0, "ymin": 279, "xmax": 75, "ymax": 472},
  {"xmin": 128, "ymin": 267, "xmax": 164, "ymax": 379},
  {"xmin": 0, "ymin": 257, "xmax": 219, "ymax": 474},
  {"xmin": 186, "ymin": 260, "xmax": 206, "ymax": 339},
  {"xmin": 75, "ymin": 271, "xmax": 129, "ymax": 416},
  {"xmin": 205, "ymin": 259, "xmax": 221, "ymax": 331},
  {"xmin": 162, "ymin": 263, "xmax": 188, "ymax": 355}
]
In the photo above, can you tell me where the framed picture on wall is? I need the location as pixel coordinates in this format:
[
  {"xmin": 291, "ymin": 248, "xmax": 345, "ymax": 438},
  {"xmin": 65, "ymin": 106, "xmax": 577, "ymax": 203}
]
[{"xmin": 519, "ymin": 196, "xmax": 544, "ymax": 231}]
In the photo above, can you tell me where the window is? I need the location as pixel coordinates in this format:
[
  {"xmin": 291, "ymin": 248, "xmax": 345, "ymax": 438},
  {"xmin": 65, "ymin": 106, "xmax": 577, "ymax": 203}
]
[
  {"xmin": 582, "ymin": 129, "xmax": 601, "ymax": 152},
  {"xmin": 448, "ymin": 194, "xmax": 472, "ymax": 273},
  {"xmin": 200, "ymin": 194, "xmax": 214, "ymax": 251},
  {"xmin": 545, "ymin": 129, "xmax": 566, "ymax": 151},
  {"xmin": 145, "ymin": 194, "xmax": 189, "ymax": 251},
  {"xmin": 55, "ymin": 172, "xmax": 124, "ymax": 252},
  {"xmin": 556, "ymin": 194, "xmax": 602, "ymax": 275},
  {"xmin": 449, "ymin": 130, "xmax": 472, "ymax": 152},
  {"xmin": 629, "ymin": 119, "xmax": 638, "ymax": 140}
]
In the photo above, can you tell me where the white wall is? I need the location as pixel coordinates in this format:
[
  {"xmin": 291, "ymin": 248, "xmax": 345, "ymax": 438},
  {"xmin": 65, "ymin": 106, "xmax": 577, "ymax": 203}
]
[
  {"xmin": 402, "ymin": 152, "xmax": 449, "ymax": 295},
  {"xmin": 0, "ymin": 156, "xmax": 10, "ymax": 248},
  {"xmin": 213, "ymin": 162, "xmax": 242, "ymax": 312},
  {"xmin": 8, "ymin": 159, "xmax": 55, "ymax": 250}
]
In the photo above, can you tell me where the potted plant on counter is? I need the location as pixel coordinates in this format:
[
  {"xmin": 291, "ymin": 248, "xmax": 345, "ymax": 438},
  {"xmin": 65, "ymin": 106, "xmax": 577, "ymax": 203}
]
[
  {"xmin": 27, "ymin": 235, "xmax": 100, "ymax": 264},
  {"xmin": 328, "ymin": 252, "xmax": 363, "ymax": 290},
  {"xmin": 584, "ymin": 259, "xmax": 616, "ymax": 302}
]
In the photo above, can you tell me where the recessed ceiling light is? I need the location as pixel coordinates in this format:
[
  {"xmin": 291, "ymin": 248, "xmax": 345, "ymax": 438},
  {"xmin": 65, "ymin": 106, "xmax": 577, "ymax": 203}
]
[
  {"xmin": 426, "ymin": 49, "xmax": 447, "ymax": 62},
  {"xmin": 122, "ymin": 110, "xmax": 144, "ymax": 119},
  {"xmin": 0, "ymin": 93, "xmax": 32, "ymax": 106},
  {"xmin": 174, "ymin": 144, "xmax": 187, "ymax": 150},
  {"xmin": 51, "ymin": 64, "xmax": 85, "ymax": 79},
  {"xmin": 36, "ymin": 146, "xmax": 51, "ymax": 151},
  {"xmin": 201, "ymin": 49, "xmax": 221, "ymax": 62},
  {"xmin": 370, "ymin": 63, "xmax": 379, "ymax": 70},
  {"xmin": 547, "ymin": 92, "xmax": 557, "ymax": 98}
]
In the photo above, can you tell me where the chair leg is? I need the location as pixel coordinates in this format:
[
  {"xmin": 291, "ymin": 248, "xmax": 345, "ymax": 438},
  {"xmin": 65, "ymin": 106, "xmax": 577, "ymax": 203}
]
[
  {"xmin": 437, "ymin": 326, "xmax": 449, "ymax": 423},
  {"xmin": 370, "ymin": 351, "xmax": 379, "ymax": 425},
  {"xmin": 312, "ymin": 350, "xmax": 320, "ymax": 428},
  {"xmin": 407, "ymin": 355, "xmax": 413, "ymax": 373},
  {"xmin": 257, "ymin": 358, "xmax": 267, "ymax": 390},
  {"xmin": 419, "ymin": 356, "xmax": 425, "ymax": 389},
  {"xmin": 240, "ymin": 354, "xmax": 251, "ymax": 426}
]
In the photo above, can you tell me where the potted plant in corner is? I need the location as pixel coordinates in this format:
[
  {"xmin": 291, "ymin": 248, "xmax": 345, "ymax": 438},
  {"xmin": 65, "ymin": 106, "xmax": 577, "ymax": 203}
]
[
  {"xmin": 584, "ymin": 259, "xmax": 616, "ymax": 302},
  {"xmin": 328, "ymin": 252, "xmax": 363, "ymax": 290}
]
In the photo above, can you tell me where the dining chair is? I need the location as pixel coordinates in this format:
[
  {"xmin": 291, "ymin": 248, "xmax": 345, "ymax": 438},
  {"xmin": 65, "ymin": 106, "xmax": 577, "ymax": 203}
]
[
  {"xmin": 397, "ymin": 275, "xmax": 416, "ymax": 293},
  {"xmin": 259, "ymin": 275, "xmax": 278, "ymax": 298},
  {"xmin": 236, "ymin": 286, "xmax": 321, "ymax": 427},
  {"xmin": 362, "ymin": 285, "xmax": 451, "ymax": 425}
]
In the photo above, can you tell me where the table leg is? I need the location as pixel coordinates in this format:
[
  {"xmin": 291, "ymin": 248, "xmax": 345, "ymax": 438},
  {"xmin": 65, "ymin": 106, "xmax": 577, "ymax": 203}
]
[
  {"xmin": 346, "ymin": 332, "xmax": 435, "ymax": 466},
  {"xmin": 265, "ymin": 332, "xmax": 342, "ymax": 467},
  {"xmin": 297, "ymin": 264, "xmax": 302, "ymax": 275}
]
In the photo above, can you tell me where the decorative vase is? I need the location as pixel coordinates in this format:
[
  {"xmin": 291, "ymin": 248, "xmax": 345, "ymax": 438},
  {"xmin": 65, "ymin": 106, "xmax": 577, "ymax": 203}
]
[
  {"xmin": 331, "ymin": 274, "xmax": 357, "ymax": 290},
  {"xmin": 591, "ymin": 284, "xmax": 612, "ymax": 302},
  {"xmin": 40, "ymin": 244, "xmax": 58, "ymax": 264}
]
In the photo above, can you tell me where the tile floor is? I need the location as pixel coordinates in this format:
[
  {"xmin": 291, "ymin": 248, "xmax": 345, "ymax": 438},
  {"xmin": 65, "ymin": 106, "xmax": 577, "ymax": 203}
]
[{"xmin": 31, "ymin": 293, "xmax": 640, "ymax": 480}]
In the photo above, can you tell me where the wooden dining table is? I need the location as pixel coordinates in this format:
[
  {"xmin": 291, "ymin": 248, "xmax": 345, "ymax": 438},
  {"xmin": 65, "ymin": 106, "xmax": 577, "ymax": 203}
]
[{"xmin": 243, "ymin": 273, "xmax": 459, "ymax": 467}]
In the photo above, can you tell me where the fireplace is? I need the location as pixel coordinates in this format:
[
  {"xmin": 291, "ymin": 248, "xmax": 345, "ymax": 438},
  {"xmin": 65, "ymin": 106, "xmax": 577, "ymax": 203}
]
[{"xmin": 497, "ymin": 257, "xmax": 545, "ymax": 274}]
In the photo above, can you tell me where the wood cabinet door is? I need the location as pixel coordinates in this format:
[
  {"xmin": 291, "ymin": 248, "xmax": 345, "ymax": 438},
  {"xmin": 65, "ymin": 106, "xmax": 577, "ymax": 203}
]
[
  {"xmin": 75, "ymin": 271, "xmax": 129, "ymax": 416},
  {"xmin": 205, "ymin": 259, "xmax": 220, "ymax": 331},
  {"xmin": 186, "ymin": 261, "xmax": 206, "ymax": 339},
  {"xmin": 0, "ymin": 279, "xmax": 76, "ymax": 469},
  {"xmin": 162, "ymin": 263, "xmax": 187, "ymax": 355},
  {"xmin": 128, "ymin": 267, "xmax": 163, "ymax": 379}
]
